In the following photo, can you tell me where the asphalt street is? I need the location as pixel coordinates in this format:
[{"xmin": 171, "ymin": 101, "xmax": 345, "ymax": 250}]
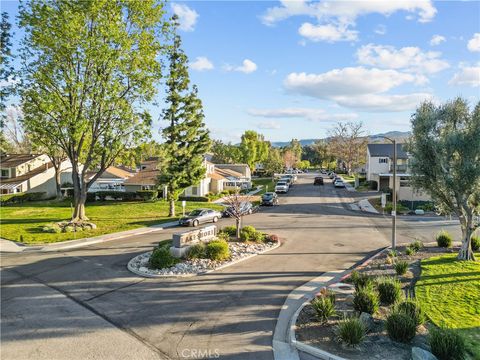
[{"xmin": 0, "ymin": 174, "xmax": 461, "ymax": 360}]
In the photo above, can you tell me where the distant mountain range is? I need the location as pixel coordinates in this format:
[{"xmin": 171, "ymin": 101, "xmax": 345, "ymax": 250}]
[{"xmin": 270, "ymin": 131, "xmax": 411, "ymax": 147}]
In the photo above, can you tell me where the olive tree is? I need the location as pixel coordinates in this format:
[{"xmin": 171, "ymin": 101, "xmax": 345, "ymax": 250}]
[{"xmin": 408, "ymin": 98, "xmax": 480, "ymax": 261}]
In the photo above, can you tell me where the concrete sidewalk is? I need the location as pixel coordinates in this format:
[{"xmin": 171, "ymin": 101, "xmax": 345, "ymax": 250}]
[
  {"xmin": 0, "ymin": 220, "xmax": 179, "ymax": 253},
  {"xmin": 358, "ymin": 199, "xmax": 379, "ymax": 214}
]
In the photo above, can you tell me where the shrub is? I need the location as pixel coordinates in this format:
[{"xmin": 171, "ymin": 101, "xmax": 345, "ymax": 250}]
[
  {"xmin": 216, "ymin": 231, "xmax": 230, "ymax": 242},
  {"xmin": 436, "ymin": 230, "xmax": 453, "ymax": 248},
  {"xmin": 240, "ymin": 225, "xmax": 257, "ymax": 241},
  {"xmin": 0, "ymin": 192, "xmax": 46, "ymax": 204},
  {"xmin": 251, "ymin": 231, "xmax": 265, "ymax": 242},
  {"xmin": 42, "ymin": 223, "xmax": 62, "ymax": 233},
  {"xmin": 388, "ymin": 249, "xmax": 398, "ymax": 258},
  {"xmin": 429, "ymin": 327, "xmax": 466, "ymax": 360},
  {"xmin": 471, "ymin": 235, "xmax": 480, "ymax": 251},
  {"xmin": 186, "ymin": 243, "xmax": 206, "ymax": 259},
  {"xmin": 405, "ymin": 247, "xmax": 415, "ymax": 256},
  {"xmin": 205, "ymin": 240, "xmax": 230, "ymax": 261},
  {"xmin": 353, "ymin": 286, "xmax": 379, "ymax": 314},
  {"xmin": 410, "ymin": 240, "xmax": 423, "ymax": 252},
  {"xmin": 136, "ymin": 190, "xmax": 158, "ymax": 201},
  {"xmin": 335, "ymin": 316, "xmax": 366, "ymax": 347},
  {"xmin": 368, "ymin": 180, "xmax": 378, "ymax": 190},
  {"xmin": 222, "ymin": 225, "xmax": 237, "ymax": 237},
  {"xmin": 311, "ymin": 296, "xmax": 336, "ymax": 324},
  {"xmin": 149, "ymin": 246, "xmax": 179, "ymax": 269},
  {"xmin": 376, "ymin": 277, "xmax": 402, "ymax": 305},
  {"xmin": 394, "ymin": 299, "xmax": 425, "ymax": 326},
  {"xmin": 386, "ymin": 313, "xmax": 416, "ymax": 343},
  {"xmin": 350, "ymin": 270, "xmax": 373, "ymax": 291},
  {"xmin": 394, "ymin": 260, "xmax": 409, "ymax": 275}
]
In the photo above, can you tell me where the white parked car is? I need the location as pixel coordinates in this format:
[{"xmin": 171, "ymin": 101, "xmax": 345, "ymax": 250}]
[
  {"xmin": 334, "ymin": 179, "xmax": 345, "ymax": 188},
  {"xmin": 275, "ymin": 181, "xmax": 289, "ymax": 193}
]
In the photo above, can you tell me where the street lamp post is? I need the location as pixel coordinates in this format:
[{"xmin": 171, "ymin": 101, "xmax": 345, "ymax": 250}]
[{"xmin": 379, "ymin": 136, "xmax": 397, "ymax": 250}]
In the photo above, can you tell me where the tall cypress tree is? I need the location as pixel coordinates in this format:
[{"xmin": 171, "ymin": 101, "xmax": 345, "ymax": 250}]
[{"xmin": 160, "ymin": 18, "xmax": 210, "ymax": 217}]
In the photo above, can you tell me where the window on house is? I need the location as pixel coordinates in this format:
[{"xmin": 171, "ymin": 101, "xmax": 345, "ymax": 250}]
[
  {"xmin": 1, "ymin": 169, "xmax": 9, "ymax": 178},
  {"xmin": 400, "ymin": 177, "xmax": 410, "ymax": 187},
  {"xmin": 378, "ymin": 158, "xmax": 388, "ymax": 164},
  {"xmin": 192, "ymin": 186, "xmax": 198, "ymax": 195},
  {"xmin": 141, "ymin": 185, "xmax": 151, "ymax": 190}
]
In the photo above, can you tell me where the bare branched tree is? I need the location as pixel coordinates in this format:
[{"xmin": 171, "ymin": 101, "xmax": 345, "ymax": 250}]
[{"xmin": 223, "ymin": 190, "xmax": 253, "ymax": 238}]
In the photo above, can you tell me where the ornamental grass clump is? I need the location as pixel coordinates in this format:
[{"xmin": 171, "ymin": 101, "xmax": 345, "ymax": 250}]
[
  {"xmin": 429, "ymin": 327, "xmax": 466, "ymax": 360},
  {"xmin": 393, "ymin": 299, "xmax": 425, "ymax": 326},
  {"xmin": 386, "ymin": 312, "xmax": 416, "ymax": 343},
  {"xmin": 350, "ymin": 270, "xmax": 373, "ymax": 291},
  {"xmin": 394, "ymin": 260, "xmax": 409, "ymax": 275},
  {"xmin": 353, "ymin": 285, "xmax": 379, "ymax": 314},
  {"xmin": 436, "ymin": 230, "xmax": 453, "ymax": 248},
  {"xmin": 311, "ymin": 296, "xmax": 336, "ymax": 324},
  {"xmin": 376, "ymin": 277, "xmax": 402, "ymax": 305},
  {"xmin": 335, "ymin": 316, "xmax": 366, "ymax": 347},
  {"xmin": 149, "ymin": 246, "xmax": 179, "ymax": 269}
]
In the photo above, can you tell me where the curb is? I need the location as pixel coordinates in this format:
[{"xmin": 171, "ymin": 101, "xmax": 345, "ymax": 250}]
[
  {"xmin": 127, "ymin": 240, "xmax": 282, "ymax": 278},
  {"xmin": 0, "ymin": 221, "xmax": 179, "ymax": 253},
  {"xmin": 272, "ymin": 246, "xmax": 388, "ymax": 360}
]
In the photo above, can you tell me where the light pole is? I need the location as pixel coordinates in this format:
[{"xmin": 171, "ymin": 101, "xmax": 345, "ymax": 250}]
[{"xmin": 379, "ymin": 136, "xmax": 397, "ymax": 250}]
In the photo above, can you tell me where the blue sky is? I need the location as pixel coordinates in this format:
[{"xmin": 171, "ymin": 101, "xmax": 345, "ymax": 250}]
[{"xmin": 3, "ymin": 1, "xmax": 480, "ymax": 143}]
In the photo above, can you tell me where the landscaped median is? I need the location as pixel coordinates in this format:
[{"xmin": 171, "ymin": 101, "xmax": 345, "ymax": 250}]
[
  {"xmin": 293, "ymin": 232, "xmax": 480, "ymax": 360},
  {"xmin": 0, "ymin": 200, "xmax": 223, "ymax": 244},
  {"xmin": 128, "ymin": 225, "xmax": 280, "ymax": 277}
]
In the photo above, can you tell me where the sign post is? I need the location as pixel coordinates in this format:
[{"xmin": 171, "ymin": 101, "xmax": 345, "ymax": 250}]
[
  {"xmin": 381, "ymin": 193, "xmax": 386, "ymax": 215},
  {"xmin": 182, "ymin": 200, "xmax": 186, "ymax": 217}
]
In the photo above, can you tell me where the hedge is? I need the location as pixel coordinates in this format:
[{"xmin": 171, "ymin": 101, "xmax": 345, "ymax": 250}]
[
  {"xmin": 0, "ymin": 192, "xmax": 46, "ymax": 204},
  {"xmin": 136, "ymin": 190, "xmax": 158, "ymax": 201},
  {"xmin": 178, "ymin": 196, "xmax": 210, "ymax": 202}
]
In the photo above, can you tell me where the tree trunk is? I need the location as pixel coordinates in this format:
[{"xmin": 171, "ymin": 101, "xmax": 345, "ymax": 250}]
[
  {"xmin": 458, "ymin": 213, "xmax": 476, "ymax": 261},
  {"xmin": 72, "ymin": 189, "xmax": 88, "ymax": 222},
  {"xmin": 169, "ymin": 199, "xmax": 175, "ymax": 217},
  {"xmin": 236, "ymin": 217, "xmax": 241, "ymax": 239},
  {"xmin": 54, "ymin": 167, "xmax": 63, "ymax": 200}
]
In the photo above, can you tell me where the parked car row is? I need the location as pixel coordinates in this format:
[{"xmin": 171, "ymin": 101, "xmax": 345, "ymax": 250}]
[
  {"xmin": 275, "ymin": 173, "xmax": 296, "ymax": 194},
  {"xmin": 179, "ymin": 201, "xmax": 260, "ymax": 227}
]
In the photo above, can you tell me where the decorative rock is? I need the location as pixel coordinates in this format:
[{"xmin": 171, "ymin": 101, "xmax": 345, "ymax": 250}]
[
  {"xmin": 411, "ymin": 347, "xmax": 438, "ymax": 360},
  {"xmin": 345, "ymin": 294, "xmax": 355, "ymax": 304},
  {"xmin": 359, "ymin": 312, "xmax": 375, "ymax": 331}
]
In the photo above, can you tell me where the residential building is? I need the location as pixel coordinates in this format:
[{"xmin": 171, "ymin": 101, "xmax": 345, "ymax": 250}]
[
  {"xmin": 124, "ymin": 157, "xmax": 161, "ymax": 192},
  {"xmin": 365, "ymin": 143, "xmax": 430, "ymax": 202},
  {"xmin": 0, "ymin": 154, "xmax": 73, "ymax": 197},
  {"xmin": 86, "ymin": 166, "xmax": 135, "ymax": 192}
]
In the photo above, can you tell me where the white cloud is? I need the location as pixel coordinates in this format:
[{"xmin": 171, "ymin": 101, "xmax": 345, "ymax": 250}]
[
  {"xmin": 333, "ymin": 93, "xmax": 433, "ymax": 112},
  {"xmin": 171, "ymin": 3, "xmax": 198, "ymax": 32},
  {"xmin": 284, "ymin": 67, "xmax": 419, "ymax": 98},
  {"xmin": 375, "ymin": 24, "xmax": 387, "ymax": 35},
  {"xmin": 356, "ymin": 44, "xmax": 449, "ymax": 75},
  {"xmin": 430, "ymin": 34, "xmax": 446, "ymax": 46},
  {"xmin": 224, "ymin": 59, "xmax": 257, "ymax": 74},
  {"xmin": 261, "ymin": 0, "xmax": 436, "ymax": 25},
  {"xmin": 467, "ymin": 33, "xmax": 480, "ymax": 52},
  {"xmin": 257, "ymin": 120, "xmax": 281, "ymax": 130},
  {"xmin": 248, "ymin": 108, "xmax": 358, "ymax": 122},
  {"xmin": 261, "ymin": 1, "xmax": 436, "ymax": 43},
  {"xmin": 449, "ymin": 65, "xmax": 480, "ymax": 87},
  {"xmin": 283, "ymin": 67, "xmax": 432, "ymax": 112},
  {"xmin": 190, "ymin": 56, "xmax": 214, "ymax": 71},
  {"xmin": 298, "ymin": 23, "xmax": 358, "ymax": 42}
]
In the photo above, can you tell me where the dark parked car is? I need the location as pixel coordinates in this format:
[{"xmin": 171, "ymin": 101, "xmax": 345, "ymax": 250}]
[
  {"xmin": 314, "ymin": 176, "xmax": 324, "ymax": 185},
  {"xmin": 223, "ymin": 201, "xmax": 258, "ymax": 217},
  {"xmin": 261, "ymin": 192, "xmax": 279, "ymax": 206},
  {"xmin": 179, "ymin": 208, "xmax": 222, "ymax": 227}
]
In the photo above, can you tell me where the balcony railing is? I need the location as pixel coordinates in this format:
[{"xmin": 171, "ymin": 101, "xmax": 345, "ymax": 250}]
[{"xmin": 390, "ymin": 165, "xmax": 408, "ymax": 173}]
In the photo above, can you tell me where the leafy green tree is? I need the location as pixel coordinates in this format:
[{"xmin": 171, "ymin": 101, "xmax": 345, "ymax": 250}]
[
  {"xmin": 1, "ymin": 12, "xmax": 16, "ymax": 153},
  {"xmin": 159, "ymin": 20, "xmax": 210, "ymax": 217},
  {"xmin": 20, "ymin": 0, "xmax": 167, "ymax": 222},
  {"xmin": 408, "ymin": 98, "xmax": 480, "ymax": 261},
  {"xmin": 211, "ymin": 140, "xmax": 242, "ymax": 164},
  {"xmin": 328, "ymin": 122, "xmax": 367, "ymax": 174},
  {"xmin": 289, "ymin": 139, "xmax": 303, "ymax": 165},
  {"xmin": 263, "ymin": 147, "xmax": 283, "ymax": 176},
  {"xmin": 239, "ymin": 130, "xmax": 269, "ymax": 171}
]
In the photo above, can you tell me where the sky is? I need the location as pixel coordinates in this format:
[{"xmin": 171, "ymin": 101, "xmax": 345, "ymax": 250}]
[{"xmin": 2, "ymin": 0, "xmax": 480, "ymax": 143}]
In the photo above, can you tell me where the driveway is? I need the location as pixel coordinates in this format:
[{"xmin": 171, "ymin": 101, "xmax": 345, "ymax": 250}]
[{"xmin": 0, "ymin": 174, "xmax": 460, "ymax": 360}]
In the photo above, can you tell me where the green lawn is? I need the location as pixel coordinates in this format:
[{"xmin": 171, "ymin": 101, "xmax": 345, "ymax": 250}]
[
  {"xmin": 416, "ymin": 254, "xmax": 480, "ymax": 358},
  {"xmin": 0, "ymin": 200, "xmax": 223, "ymax": 245},
  {"xmin": 252, "ymin": 177, "xmax": 276, "ymax": 194}
]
